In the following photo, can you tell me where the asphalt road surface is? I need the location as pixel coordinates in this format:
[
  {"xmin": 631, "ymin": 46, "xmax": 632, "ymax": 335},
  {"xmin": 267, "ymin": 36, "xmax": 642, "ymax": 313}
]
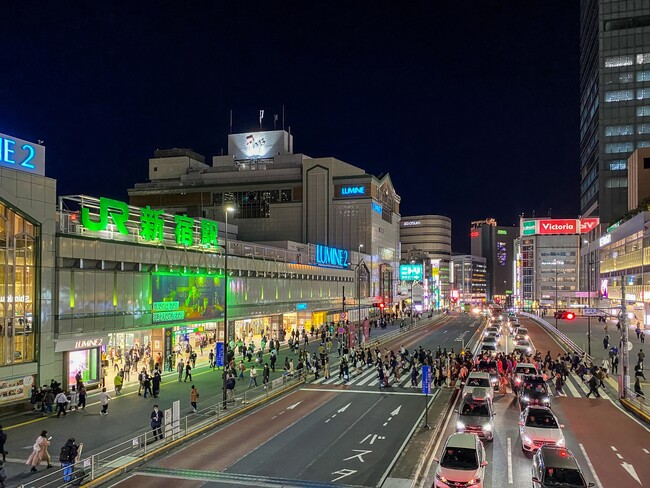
[{"xmin": 106, "ymin": 314, "xmax": 481, "ymax": 488}]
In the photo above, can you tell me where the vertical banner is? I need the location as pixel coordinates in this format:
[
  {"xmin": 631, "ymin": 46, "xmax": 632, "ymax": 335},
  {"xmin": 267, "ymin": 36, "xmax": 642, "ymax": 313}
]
[
  {"xmin": 216, "ymin": 342, "xmax": 225, "ymax": 368},
  {"xmin": 421, "ymin": 365, "xmax": 431, "ymax": 394}
]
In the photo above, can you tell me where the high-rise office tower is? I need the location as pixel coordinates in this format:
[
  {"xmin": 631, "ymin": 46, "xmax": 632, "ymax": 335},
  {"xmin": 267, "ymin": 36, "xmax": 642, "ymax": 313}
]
[{"xmin": 580, "ymin": 0, "xmax": 650, "ymax": 225}]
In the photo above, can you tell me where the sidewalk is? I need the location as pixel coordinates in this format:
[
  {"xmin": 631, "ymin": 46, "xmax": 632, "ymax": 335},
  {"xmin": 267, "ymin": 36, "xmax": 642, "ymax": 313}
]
[{"xmin": 0, "ymin": 316, "xmax": 440, "ymax": 487}]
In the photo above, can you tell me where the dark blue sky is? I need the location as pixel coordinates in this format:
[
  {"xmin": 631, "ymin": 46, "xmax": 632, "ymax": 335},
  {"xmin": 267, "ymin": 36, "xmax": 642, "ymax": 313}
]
[{"xmin": 1, "ymin": 1, "xmax": 579, "ymax": 253}]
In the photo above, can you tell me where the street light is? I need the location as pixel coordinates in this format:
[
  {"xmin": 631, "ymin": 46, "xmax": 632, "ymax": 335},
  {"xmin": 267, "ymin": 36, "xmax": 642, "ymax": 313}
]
[
  {"xmin": 222, "ymin": 205, "xmax": 235, "ymax": 409},
  {"xmin": 357, "ymin": 244, "xmax": 363, "ymax": 347}
]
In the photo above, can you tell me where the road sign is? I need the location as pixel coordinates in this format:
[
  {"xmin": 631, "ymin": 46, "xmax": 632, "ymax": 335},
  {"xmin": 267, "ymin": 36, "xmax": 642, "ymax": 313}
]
[
  {"xmin": 216, "ymin": 342, "xmax": 224, "ymax": 367},
  {"xmin": 340, "ymin": 312, "xmax": 347, "ymax": 320},
  {"xmin": 421, "ymin": 365, "xmax": 431, "ymax": 394}
]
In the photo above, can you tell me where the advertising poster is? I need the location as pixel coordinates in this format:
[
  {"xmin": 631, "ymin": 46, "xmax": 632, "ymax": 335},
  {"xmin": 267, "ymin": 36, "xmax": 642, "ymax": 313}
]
[
  {"xmin": 0, "ymin": 375, "xmax": 34, "ymax": 405},
  {"xmin": 152, "ymin": 273, "xmax": 225, "ymax": 324}
]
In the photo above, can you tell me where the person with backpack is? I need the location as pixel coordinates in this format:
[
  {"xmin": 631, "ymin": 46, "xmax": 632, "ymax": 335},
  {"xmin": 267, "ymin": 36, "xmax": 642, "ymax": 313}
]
[{"xmin": 59, "ymin": 438, "xmax": 80, "ymax": 482}]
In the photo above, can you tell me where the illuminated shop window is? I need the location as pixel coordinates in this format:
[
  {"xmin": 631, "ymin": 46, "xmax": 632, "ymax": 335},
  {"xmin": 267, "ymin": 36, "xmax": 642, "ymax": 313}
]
[{"xmin": 0, "ymin": 202, "xmax": 38, "ymax": 366}]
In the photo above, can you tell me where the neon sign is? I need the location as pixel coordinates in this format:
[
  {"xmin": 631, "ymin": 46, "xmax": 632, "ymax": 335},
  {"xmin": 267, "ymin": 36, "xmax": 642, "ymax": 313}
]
[
  {"xmin": 81, "ymin": 197, "xmax": 220, "ymax": 248},
  {"xmin": 341, "ymin": 186, "xmax": 365, "ymax": 196},
  {"xmin": 315, "ymin": 245, "xmax": 349, "ymax": 268},
  {"xmin": 400, "ymin": 264, "xmax": 423, "ymax": 281},
  {"xmin": 372, "ymin": 202, "xmax": 382, "ymax": 214},
  {"xmin": 0, "ymin": 132, "xmax": 45, "ymax": 176}
]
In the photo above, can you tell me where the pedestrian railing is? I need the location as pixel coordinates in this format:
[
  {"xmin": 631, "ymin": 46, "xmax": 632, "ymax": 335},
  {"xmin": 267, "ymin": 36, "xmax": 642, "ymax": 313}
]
[
  {"xmin": 18, "ymin": 370, "xmax": 308, "ymax": 488},
  {"xmin": 621, "ymin": 386, "xmax": 650, "ymax": 420}
]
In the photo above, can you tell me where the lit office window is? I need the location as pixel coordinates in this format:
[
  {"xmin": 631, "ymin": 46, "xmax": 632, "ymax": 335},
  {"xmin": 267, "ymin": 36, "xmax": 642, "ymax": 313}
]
[
  {"xmin": 605, "ymin": 142, "xmax": 634, "ymax": 153},
  {"xmin": 638, "ymin": 88, "xmax": 650, "ymax": 99},
  {"xmin": 638, "ymin": 53, "xmax": 650, "ymax": 64},
  {"xmin": 608, "ymin": 160, "xmax": 627, "ymax": 170},
  {"xmin": 638, "ymin": 141, "xmax": 650, "ymax": 148},
  {"xmin": 605, "ymin": 125, "xmax": 634, "ymax": 136},
  {"xmin": 605, "ymin": 55, "xmax": 634, "ymax": 67},
  {"xmin": 639, "ymin": 124, "xmax": 650, "ymax": 134},
  {"xmin": 605, "ymin": 90, "xmax": 634, "ymax": 102},
  {"xmin": 638, "ymin": 70, "xmax": 650, "ymax": 82},
  {"xmin": 637, "ymin": 106, "xmax": 650, "ymax": 116},
  {"xmin": 606, "ymin": 177, "xmax": 628, "ymax": 188}
]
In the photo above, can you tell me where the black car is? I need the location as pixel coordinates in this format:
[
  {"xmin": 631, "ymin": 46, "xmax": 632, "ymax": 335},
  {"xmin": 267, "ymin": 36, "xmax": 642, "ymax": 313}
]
[
  {"xmin": 532, "ymin": 446, "xmax": 595, "ymax": 487},
  {"xmin": 519, "ymin": 374, "xmax": 551, "ymax": 408}
]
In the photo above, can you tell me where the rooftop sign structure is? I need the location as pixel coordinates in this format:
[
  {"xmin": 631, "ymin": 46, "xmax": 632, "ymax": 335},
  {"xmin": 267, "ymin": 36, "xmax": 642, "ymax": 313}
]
[{"xmin": 0, "ymin": 131, "xmax": 46, "ymax": 176}]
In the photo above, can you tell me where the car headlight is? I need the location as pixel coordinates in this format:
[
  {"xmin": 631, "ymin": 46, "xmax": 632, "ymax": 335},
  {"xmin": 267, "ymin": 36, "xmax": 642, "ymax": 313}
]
[
  {"xmin": 556, "ymin": 438, "xmax": 565, "ymax": 446},
  {"xmin": 483, "ymin": 423, "xmax": 492, "ymax": 431},
  {"xmin": 527, "ymin": 347, "xmax": 532, "ymax": 353},
  {"xmin": 522, "ymin": 434, "xmax": 532, "ymax": 445},
  {"xmin": 456, "ymin": 421, "xmax": 465, "ymax": 430},
  {"xmin": 542, "ymin": 396, "xmax": 550, "ymax": 403},
  {"xmin": 436, "ymin": 473, "xmax": 448, "ymax": 483},
  {"xmin": 515, "ymin": 378, "xmax": 521, "ymax": 384},
  {"xmin": 467, "ymin": 478, "xmax": 481, "ymax": 486},
  {"xmin": 522, "ymin": 395, "xmax": 530, "ymax": 402},
  {"xmin": 491, "ymin": 378, "xmax": 498, "ymax": 384}
]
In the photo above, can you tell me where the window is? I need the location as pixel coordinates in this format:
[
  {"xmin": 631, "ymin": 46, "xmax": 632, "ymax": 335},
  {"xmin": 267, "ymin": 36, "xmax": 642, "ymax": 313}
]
[
  {"xmin": 605, "ymin": 72, "xmax": 633, "ymax": 84},
  {"xmin": 609, "ymin": 160, "xmax": 627, "ymax": 170},
  {"xmin": 606, "ymin": 142, "xmax": 634, "ymax": 153},
  {"xmin": 606, "ymin": 177, "xmax": 628, "ymax": 188},
  {"xmin": 605, "ymin": 90, "xmax": 633, "ymax": 102},
  {"xmin": 637, "ymin": 106, "xmax": 650, "ymax": 117},
  {"xmin": 645, "ymin": 158, "xmax": 650, "ymax": 169},
  {"xmin": 605, "ymin": 55, "xmax": 634, "ymax": 67},
  {"xmin": 639, "ymin": 141, "xmax": 650, "ymax": 148},
  {"xmin": 638, "ymin": 71, "xmax": 650, "ymax": 82},
  {"xmin": 605, "ymin": 125, "xmax": 634, "ymax": 136},
  {"xmin": 638, "ymin": 54, "xmax": 650, "ymax": 65},
  {"xmin": 638, "ymin": 88, "xmax": 650, "ymax": 100},
  {"xmin": 639, "ymin": 124, "xmax": 650, "ymax": 135}
]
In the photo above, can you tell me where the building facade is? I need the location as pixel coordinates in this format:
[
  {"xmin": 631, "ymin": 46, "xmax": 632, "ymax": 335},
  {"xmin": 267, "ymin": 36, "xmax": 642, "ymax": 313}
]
[
  {"xmin": 580, "ymin": 0, "xmax": 650, "ymax": 225},
  {"xmin": 470, "ymin": 218, "xmax": 518, "ymax": 301},
  {"xmin": 450, "ymin": 254, "xmax": 487, "ymax": 304},
  {"xmin": 128, "ymin": 130, "xmax": 401, "ymax": 307},
  {"xmin": 399, "ymin": 215, "xmax": 452, "ymax": 309}
]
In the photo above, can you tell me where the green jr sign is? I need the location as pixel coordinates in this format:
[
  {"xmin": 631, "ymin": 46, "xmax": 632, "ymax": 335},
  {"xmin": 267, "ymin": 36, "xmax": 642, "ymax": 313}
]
[{"xmin": 81, "ymin": 197, "xmax": 220, "ymax": 248}]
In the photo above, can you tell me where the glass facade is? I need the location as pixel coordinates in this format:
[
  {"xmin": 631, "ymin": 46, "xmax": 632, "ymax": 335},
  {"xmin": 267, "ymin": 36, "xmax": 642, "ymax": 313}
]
[{"xmin": 0, "ymin": 201, "xmax": 38, "ymax": 365}]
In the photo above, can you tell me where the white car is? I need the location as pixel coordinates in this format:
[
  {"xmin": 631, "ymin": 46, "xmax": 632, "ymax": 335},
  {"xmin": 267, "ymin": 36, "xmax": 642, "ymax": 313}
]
[
  {"xmin": 434, "ymin": 432, "xmax": 488, "ymax": 488},
  {"xmin": 519, "ymin": 405, "xmax": 565, "ymax": 453},
  {"xmin": 479, "ymin": 342, "xmax": 497, "ymax": 357},
  {"xmin": 464, "ymin": 372, "xmax": 494, "ymax": 402}
]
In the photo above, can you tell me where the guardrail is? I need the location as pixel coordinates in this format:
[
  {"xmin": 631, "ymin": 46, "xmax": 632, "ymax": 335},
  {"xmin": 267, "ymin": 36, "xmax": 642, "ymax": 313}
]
[
  {"xmin": 21, "ymin": 313, "xmax": 446, "ymax": 488},
  {"xmin": 521, "ymin": 312, "xmax": 650, "ymax": 422}
]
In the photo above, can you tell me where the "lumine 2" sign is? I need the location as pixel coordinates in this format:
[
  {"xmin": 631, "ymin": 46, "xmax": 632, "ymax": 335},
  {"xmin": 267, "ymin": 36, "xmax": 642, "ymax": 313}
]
[
  {"xmin": 315, "ymin": 245, "xmax": 349, "ymax": 268},
  {"xmin": 0, "ymin": 132, "xmax": 46, "ymax": 176}
]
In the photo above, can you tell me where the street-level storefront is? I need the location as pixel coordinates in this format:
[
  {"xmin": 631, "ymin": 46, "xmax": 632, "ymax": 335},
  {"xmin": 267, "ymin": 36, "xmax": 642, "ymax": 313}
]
[{"xmin": 55, "ymin": 335, "xmax": 107, "ymax": 389}]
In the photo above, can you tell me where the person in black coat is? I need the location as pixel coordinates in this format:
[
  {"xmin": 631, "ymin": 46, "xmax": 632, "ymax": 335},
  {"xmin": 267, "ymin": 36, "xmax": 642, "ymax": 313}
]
[{"xmin": 150, "ymin": 405, "xmax": 163, "ymax": 441}]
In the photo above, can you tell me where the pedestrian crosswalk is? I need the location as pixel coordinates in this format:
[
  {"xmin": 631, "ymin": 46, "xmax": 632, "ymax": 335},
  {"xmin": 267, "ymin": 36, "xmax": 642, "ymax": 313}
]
[{"xmin": 309, "ymin": 365, "xmax": 615, "ymax": 400}]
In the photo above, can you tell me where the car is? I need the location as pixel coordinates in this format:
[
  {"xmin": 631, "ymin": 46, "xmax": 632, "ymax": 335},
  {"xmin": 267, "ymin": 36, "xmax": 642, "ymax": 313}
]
[
  {"xmin": 476, "ymin": 358, "xmax": 500, "ymax": 391},
  {"xmin": 456, "ymin": 389, "xmax": 495, "ymax": 441},
  {"xmin": 532, "ymin": 446, "xmax": 595, "ymax": 487},
  {"xmin": 479, "ymin": 342, "xmax": 497, "ymax": 357},
  {"xmin": 484, "ymin": 331, "xmax": 500, "ymax": 344},
  {"xmin": 464, "ymin": 372, "xmax": 494, "ymax": 402},
  {"xmin": 519, "ymin": 405, "xmax": 565, "ymax": 453},
  {"xmin": 513, "ymin": 340, "xmax": 533, "ymax": 356},
  {"xmin": 511, "ymin": 363, "xmax": 540, "ymax": 393},
  {"xmin": 519, "ymin": 374, "xmax": 551, "ymax": 408},
  {"xmin": 484, "ymin": 326, "xmax": 501, "ymax": 337},
  {"xmin": 515, "ymin": 327, "xmax": 529, "ymax": 339},
  {"xmin": 434, "ymin": 433, "xmax": 488, "ymax": 488}
]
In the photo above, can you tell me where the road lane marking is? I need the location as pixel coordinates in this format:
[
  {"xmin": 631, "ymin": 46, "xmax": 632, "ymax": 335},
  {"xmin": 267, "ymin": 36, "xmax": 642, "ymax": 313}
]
[
  {"xmin": 643, "ymin": 448, "xmax": 649, "ymax": 454},
  {"xmin": 621, "ymin": 462, "xmax": 642, "ymax": 484},
  {"xmin": 301, "ymin": 387, "xmax": 424, "ymax": 396},
  {"xmin": 564, "ymin": 377, "xmax": 581, "ymax": 397},
  {"xmin": 579, "ymin": 443, "xmax": 604, "ymax": 488},
  {"xmin": 507, "ymin": 437, "xmax": 513, "ymax": 484}
]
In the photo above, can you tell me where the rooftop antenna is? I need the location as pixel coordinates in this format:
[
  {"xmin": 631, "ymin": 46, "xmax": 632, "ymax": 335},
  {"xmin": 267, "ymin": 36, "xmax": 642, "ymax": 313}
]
[
  {"xmin": 274, "ymin": 114, "xmax": 278, "ymax": 130},
  {"xmin": 548, "ymin": 207, "xmax": 552, "ymax": 217},
  {"xmin": 229, "ymin": 109, "xmax": 233, "ymax": 134},
  {"xmin": 282, "ymin": 104, "xmax": 285, "ymax": 130}
]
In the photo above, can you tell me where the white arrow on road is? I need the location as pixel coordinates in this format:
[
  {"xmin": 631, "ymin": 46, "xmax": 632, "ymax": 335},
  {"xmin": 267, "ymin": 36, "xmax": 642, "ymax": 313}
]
[
  {"xmin": 286, "ymin": 401, "xmax": 301, "ymax": 410},
  {"xmin": 621, "ymin": 462, "xmax": 642, "ymax": 484},
  {"xmin": 390, "ymin": 405, "xmax": 401, "ymax": 417},
  {"xmin": 326, "ymin": 403, "xmax": 351, "ymax": 422}
]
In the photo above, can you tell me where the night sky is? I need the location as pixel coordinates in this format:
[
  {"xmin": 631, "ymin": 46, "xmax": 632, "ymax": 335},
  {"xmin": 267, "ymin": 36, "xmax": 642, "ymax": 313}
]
[{"xmin": 1, "ymin": 1, "xmax": 580, "ymax": 253}]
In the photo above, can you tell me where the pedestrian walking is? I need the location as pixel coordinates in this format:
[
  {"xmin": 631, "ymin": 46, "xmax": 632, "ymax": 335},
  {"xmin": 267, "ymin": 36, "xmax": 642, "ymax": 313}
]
[
  {"xmin": 263, "ymin": 363, "xmax": 270, "ymax": 388},
  {"xmin": 0, "ymin": 426, "xmax": 7, "ymax": 462},
  {"xmin": 138, "ymin": 368, "xmax": 146, "ymax": 395},
  {"xmin": 150, "ymin": 405, "xmax": 163, "ymax": 441},
  {"xmin": 114, "ymin": 373, "xmax": 123, "ymax": 395},
  {"xmin": 634, "ymin": 376, "xmax": 644, "ymax": 397},
  {"xmin": 99, "ymin": 388, "xmax": 111, "ymax": 415},
  {"xmin": 184, "ymin": 362, "xmax": 192, "ymax": 382},
  {"xmin": 76, "ymin": 385, "xmax": 86, "ymax": 410},
  {"xmin": 248, "ymin": 365, "xmax": 258, "ymax": 388},
  {"xmin": 190, "ymin": 385, "xmax": 199, "ymax": 412},
  {"xmin": 226, "ymin": 373, "xmax": 236, "ymax": 403},
  {"xmin": 26, "ymin": 430, "xmax": 52, "ymax": 473},
  {"xmin": 638, "ymin": 349, "xmax": 645, "ymax": 370},
  {"xmin": 585, "ymin": 374, "xmax": 601, "ymax": 398},
  {"xmin": 208, "ymin": 350, "xmax": 215, "ymax": 370},
  {"xmin": 177, "ymin": 359, "xmax": 184, "ymax": 382},
  {"xmin": 143, "ymin": 373, "xmax": 153, "ymax": 398},
  {"xmin": 68, "ymin": 386, "xmax": 79, "ymax": 411},
  {"xmin": 54, "ymin": 390, "xmax": 68, "ymax": 417},
  {"xmin": 59, "ymin": 438, "xmax": 80, "ymax": 482},
  {"xmin": 152, "ymin": 370, "xmax": 161, "ymax": 398}
]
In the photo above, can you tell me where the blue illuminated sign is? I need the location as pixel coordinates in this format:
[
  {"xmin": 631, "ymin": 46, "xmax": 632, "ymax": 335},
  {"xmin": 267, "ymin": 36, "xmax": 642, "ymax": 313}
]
[
  {"xmin": 0, "ymin": 132, "xmax": 45, "ymax": 176},
  {"xmin": 400, "ymin": 263, "xmax": 423, "ymax": 281},
  {"xmin": 341, "ymin": 186, "xmax": 365, "ymax": 196},
  {"xmin": 372, "ymin": 202, "xmax": 382, "ymax": 214},
  {"xmin": 296, "ymin": 303, "xmax": 308, "ymax": 310},
  {"xmin": 315, "ymin": 245, "xmax": 349, "ymax": 268}
]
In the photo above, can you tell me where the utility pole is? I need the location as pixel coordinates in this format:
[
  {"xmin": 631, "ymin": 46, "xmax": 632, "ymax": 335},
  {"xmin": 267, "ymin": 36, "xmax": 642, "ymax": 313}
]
[
  {"xmin": 587, "ymin": 259, "xmax": 592, "ymax": 356},
  {"xmin": 555, "ymin": 260, "xmax": 559, "ymax": 330}
]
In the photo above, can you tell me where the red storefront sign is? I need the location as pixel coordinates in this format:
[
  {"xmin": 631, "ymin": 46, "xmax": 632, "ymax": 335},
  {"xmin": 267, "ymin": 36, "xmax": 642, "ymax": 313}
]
[
  {"xmin": 579, "ymin": 217, "xmax": 600, "ymax": 233},
  {"xmin": 537, "ymin": 219, "xmax": 579, "ymax": 235}
]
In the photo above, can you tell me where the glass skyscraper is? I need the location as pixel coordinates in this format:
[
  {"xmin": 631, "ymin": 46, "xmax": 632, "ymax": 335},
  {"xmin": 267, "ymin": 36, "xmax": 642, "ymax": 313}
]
[{"xmin": 580, "ymin": 0, "xmax": 650, "ymax": 225}]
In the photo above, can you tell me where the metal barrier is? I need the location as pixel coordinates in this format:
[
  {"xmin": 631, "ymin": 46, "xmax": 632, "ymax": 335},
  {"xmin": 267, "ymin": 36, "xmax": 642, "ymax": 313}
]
[
  {"xmin": 21, "ymin": 314, "xmax": 446, "ymax": 487},
  {"xmin": 621, "ymin": 386, "xmax": 650, "ymax": 420}
]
